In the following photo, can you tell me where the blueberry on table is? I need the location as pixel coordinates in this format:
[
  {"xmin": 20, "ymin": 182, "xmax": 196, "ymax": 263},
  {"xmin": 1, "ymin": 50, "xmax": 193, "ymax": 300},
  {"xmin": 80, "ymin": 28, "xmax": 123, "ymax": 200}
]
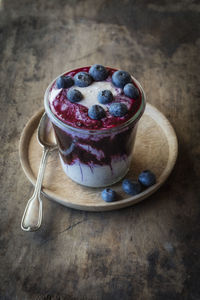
[
  {"xmin": 109, "ymin": 103, "xmax": 128, "ymax": 117},
  {"xmin": 124, "ymin": 83, "xmax": 139, "ymax": 99},
  {"xmin": 122, "ymin": 179, "xmax": 142, "ymax": 196},
  {"xmin": 138, "ymin": 170, "xmax": 156, "ymax": 187},
  {"xmin": 98, "ymin": 90, "xmax": 113, "ymax": 104},
  {"xmin": 56, "ymin": 75, "xmax": 74, "ymax": 89},
  {"xmin": 89, "ymin": 64, "xmax": 108, "ymax": 81},
  {"xmin": 101, "ymin": 188, "xmax": 117, "ymax": 202},
  {"xmin": 112, "ymin": 70, "xmax": 132, "ymax": 88},
  {"xmin": 88, "ymin": 105, "xmax": 106, "ymax": 120},
  {"xmin": 67, "ymin": 89, "xmax": 83, "ymax": 103},
  {"xmin": 74, "ymin": 72, "xmax": 93, "ymax": 87}
]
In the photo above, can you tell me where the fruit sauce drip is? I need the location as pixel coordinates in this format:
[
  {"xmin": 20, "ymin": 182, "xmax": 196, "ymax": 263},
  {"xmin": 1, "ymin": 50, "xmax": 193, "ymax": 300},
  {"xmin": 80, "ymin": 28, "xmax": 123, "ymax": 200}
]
[
  {"xmin": 50, "ymin": 67, "xmax": 142, "ymax": 130},
  {"xmin": 53, "ymin": 125, "xmax": 135, "ymax": 168}
]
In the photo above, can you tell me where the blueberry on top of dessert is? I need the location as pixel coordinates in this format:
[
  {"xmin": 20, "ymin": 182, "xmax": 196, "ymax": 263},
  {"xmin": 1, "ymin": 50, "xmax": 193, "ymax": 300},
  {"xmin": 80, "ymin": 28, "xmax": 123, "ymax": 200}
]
[
  {"xmin": 124, "ymin": 83, "xmax": 139, "ymax": 99},
  {"xmin": 109, "ymin": 103, "xmax": 128, "ymax": 117},
  {"xmin": 74, "ymin": 72, "xmax": 93, "ymax": 87},
  {"xmin": 89, "ymin": 64, "xmax": 108, "ymax": 81},
  {"xmin": 88, "ymin": 105, "xmax": 106, "ymax": 120},
  {"xmin": 56, "ymin": 75, "xmax": 74, "ymax": 89},
  {"xmin": 112, "ymin": 70, "xmax": 132, "ymax": 88},
  {"xmin": 67, "ymin": 89, "xmax": 83, "ymax": 103},
  {"xmin": 122, "ymin": 179, "xmax": 142, "ymax": 196},
  {"xmin": 98, "ymin": 90, "xmax": 113, "ymax": 104}
]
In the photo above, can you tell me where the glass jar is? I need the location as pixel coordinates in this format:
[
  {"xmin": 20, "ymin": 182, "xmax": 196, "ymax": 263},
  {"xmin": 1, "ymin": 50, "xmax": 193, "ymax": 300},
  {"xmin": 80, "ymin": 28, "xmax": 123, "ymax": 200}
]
[{"xmin": 44, "ymin": 68, "xmax": 146, "ymax": 187}]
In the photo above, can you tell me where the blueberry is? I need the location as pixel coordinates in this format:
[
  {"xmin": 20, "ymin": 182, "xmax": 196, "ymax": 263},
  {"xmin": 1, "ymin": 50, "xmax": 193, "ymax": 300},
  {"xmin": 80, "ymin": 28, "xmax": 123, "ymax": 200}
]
[
  {"xmin": 56, "ymin": 75, "xmax": 74, "ymax": 89},
  {"xmin": 74, "ymin": 72, "xmax": 93, "ymax": 87},
  {"xmin": 88, "ymin": 105, "xmax": 106, "ymax": 120},
  {"xmin": 112, "ymin": 70, "xmax": 132, "ymax": 88},
  {"xmin": 101, "ymin": 188, "xmax": 116, "ymax": 202},
  {"xmin": 67, "ymin": 89, "xmax": 83, "ymax": 103},
  {"xmin": 122, "ymin": 179, "xmax": 142, "ymax": 196},
  {"xmin": 89, "ymin": 64, "xmax": 108, "ymax": 81},
  {"xmin": 98, "ymin": 90, "xmax": 113, "ymax": 104},
  {"xmin": 124, "ymin": 83, "xmax": 139, "ymax": 99},
  {"xmin": 109, "ymin": 103, "xmax": 128, "ymax": 117},
  {"xmin": 138, "ymin": 170, "xmax": 156, "ymax": 187}
]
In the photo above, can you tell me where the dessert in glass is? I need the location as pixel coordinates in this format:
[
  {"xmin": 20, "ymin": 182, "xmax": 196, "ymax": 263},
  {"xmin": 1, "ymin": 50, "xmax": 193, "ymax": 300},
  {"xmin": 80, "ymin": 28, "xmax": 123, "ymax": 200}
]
[{"xmin": 44, "ymin": 65, "xmax": 146, "ymax": 187}]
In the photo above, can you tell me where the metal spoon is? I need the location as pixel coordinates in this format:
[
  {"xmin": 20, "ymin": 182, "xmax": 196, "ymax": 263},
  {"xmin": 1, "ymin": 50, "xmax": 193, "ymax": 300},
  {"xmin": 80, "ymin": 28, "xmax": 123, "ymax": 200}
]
[{"xmin": 21, "ymin": 113, "xmax": 57, "ymax": 232}]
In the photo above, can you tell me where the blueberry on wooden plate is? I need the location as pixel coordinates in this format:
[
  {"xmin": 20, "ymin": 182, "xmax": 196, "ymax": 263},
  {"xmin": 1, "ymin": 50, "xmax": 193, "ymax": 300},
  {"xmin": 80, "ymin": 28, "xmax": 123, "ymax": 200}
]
[
  {"xmin": 138, "ymin": 170, "xmax": 156, "ymax": 187},
  {"xmin": 122, "ymin": 179, "xmax": 142, "ymax": 196},
  {"xmin": 101, "ymin": 188, "xmax": 117, "ymax": 202}
]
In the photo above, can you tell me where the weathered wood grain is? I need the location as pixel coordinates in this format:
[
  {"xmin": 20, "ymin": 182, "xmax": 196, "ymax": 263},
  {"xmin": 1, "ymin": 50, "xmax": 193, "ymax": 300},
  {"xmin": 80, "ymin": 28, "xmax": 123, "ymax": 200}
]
[{"xmin": 0, "ymin": 0, "xmax": 200, "ymax": 299}]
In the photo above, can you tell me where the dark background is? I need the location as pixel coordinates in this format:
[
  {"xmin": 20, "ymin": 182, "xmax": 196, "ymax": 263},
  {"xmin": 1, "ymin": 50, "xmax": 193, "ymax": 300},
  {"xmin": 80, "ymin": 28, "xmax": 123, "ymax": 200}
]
[{"xmin": 0, "ymin": 0, "xmax": 200, "ymax": 299}]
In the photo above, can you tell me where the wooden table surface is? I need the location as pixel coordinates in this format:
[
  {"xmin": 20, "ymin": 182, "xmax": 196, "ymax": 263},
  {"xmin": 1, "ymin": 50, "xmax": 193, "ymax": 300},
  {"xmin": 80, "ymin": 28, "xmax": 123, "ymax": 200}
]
[{"xmin": 1, "ymin": 1, "xmax": 200, "ymax": 299}]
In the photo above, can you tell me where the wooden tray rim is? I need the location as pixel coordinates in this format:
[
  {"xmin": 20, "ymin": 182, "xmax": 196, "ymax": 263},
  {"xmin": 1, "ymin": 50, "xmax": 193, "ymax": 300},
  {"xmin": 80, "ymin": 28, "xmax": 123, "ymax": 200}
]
[{"xmin": 19, "ymin": 103, "xmax": 178, "ymax": 211}]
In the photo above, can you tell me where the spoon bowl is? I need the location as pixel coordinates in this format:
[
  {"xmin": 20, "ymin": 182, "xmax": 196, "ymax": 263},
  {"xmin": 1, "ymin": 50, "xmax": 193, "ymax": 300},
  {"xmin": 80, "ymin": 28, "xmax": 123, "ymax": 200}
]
[{"xmin": 38, "ymin": 113, "xmax": 57, "ymax": 148}]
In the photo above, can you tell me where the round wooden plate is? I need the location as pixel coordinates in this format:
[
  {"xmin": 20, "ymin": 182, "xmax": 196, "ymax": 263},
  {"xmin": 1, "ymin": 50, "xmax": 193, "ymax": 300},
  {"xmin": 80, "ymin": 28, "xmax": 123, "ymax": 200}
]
[{"xmin": 19, "ymin": 103, "xmax": 178, "ymax": 211}]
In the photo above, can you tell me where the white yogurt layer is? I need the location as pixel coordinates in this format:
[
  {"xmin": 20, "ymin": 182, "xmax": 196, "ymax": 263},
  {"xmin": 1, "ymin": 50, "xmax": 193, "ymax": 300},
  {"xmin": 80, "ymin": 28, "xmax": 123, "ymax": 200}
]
[
  {"xmin": 49, "ymin": 88, "xmax": 62, "ymax": 105},
  {"xmin": 74, "ymin": 81, "xmax": 121, "ymax": 108},
  {"xmin": 49, "ymin": 81, "xmax": 122, "ymax": 109},
  {"xmin": 60, "ymin": 154, "xmax": 131, "ymax": 188}
]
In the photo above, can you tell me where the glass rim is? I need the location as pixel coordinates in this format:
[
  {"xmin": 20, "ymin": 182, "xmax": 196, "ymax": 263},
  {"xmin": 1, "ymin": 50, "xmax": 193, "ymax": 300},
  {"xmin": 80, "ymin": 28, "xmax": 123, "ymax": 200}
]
[{"xmin": 44, "ymin": 67, "xmax": 146, "ymax": 135}]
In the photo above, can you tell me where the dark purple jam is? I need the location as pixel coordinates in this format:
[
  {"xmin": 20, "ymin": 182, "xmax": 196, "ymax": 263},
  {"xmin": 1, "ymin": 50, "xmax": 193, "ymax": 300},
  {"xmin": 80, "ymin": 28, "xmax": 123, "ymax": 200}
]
[
  {"xmin": 53, "ymin": 124, "xmax": 136, "ymax": 167},
  {"xmin": 49, "ymin": 66, "xmax": 142, "ymax": 130}
]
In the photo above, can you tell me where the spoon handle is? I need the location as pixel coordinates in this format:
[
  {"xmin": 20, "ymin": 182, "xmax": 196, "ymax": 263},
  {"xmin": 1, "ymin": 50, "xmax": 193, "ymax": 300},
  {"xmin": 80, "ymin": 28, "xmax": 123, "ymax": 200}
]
[{"xmin": 21, "ymin": 147, "xmax": 50, "ymax": 232}]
